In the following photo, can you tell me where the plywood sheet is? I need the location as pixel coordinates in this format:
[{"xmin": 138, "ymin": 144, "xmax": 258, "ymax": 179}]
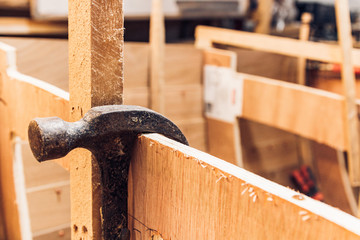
[{"xmin": 128, "ymin": 134, "xmax": 360, "ymax": 239}]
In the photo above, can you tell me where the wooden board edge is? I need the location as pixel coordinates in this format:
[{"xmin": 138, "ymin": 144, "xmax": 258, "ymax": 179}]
[{"xmin": 141, "ymin": 133, "xmax": 360, "ymax": 236}]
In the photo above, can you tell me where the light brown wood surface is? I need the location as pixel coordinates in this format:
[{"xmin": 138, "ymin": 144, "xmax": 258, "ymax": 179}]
[
  {"xmin": 242, "ymin": 73, "xmax": 346, "ymax": 150},
  {"xmin": 205, "ymin": 47, "xmax": 348, "ymax": 154},
  {"xmin": 298, "ymin": 12, "xmax": 312, "ymax": 85},
  {"xmin": 150, "ymin": 0, "xmax": 165, "ymax": 113},
  {"xmin": 296, "ymin": 12, "xmax": 315, "ymax": 174},
  {"xmin": 20, "ymin": 142, "xmax": 70, "ymax": 235},
  {"xmin": 68, "ymin": 0, "xmax": 124, "ymax": 239},
  {"xmin": 0, "ymin": 42, "xmax": 69, "ymax": 238},
  {"xmin": 0, "ymin": 0, "xmax": 28, "ymax": 8},
  {"xmin": 254, "ymin": 0, "xmax": 274, "ymax": 34},
  {"xmin": 207, "ymin": 118, "xmax": 239, "ymax": 165},
  {"xmin": 0, "ymin": 37, "xmax": 69, "ymax": 91},
  {"xmin": 0, "ymin": 17, "xmax": 67, "ymax": 35},
  {"xmin": 128, "ymin": 133, "xmax": 360, "ymax": 239}
]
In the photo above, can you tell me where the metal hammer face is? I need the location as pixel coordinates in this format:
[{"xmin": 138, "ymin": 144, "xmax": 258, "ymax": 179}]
[{"xmin": 28, "ymin": 105, "xmax": 188, "ymax": 240}]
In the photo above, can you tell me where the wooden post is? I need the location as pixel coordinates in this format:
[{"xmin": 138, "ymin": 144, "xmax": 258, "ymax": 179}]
[
  {"xmin": 254, "ymin": 0, "xmax": 274, "ymax": 34},
  {"xmin": 297, "ymin": 12, "xmax": 312, "ymax": 85},
  {"xmin": 150, "ymin": 0, "xmax": 165, "ymax": 113},
  {"xmin": 68, "ymin": 0, "xmax": 124, "ymax": 239},
  {"xmin": 335, "ymin": 0, "xmax": 360, "ymax": 186},
  {"xmin": 296, "ymin": 12, "xmax": 314, "ymax": 169}
]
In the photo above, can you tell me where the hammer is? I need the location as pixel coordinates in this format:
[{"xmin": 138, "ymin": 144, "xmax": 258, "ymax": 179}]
[{"xmin": 28, "ymin": 105, "xmax": 188, "ymax": 240}]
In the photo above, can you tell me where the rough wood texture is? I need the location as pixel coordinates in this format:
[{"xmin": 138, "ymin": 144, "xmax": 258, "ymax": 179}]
[
  {"xmin": 129, "ymin": 134, "xmax": 360, "ymax": 239},
  {"xmin": 150, "ymin": 0, "xmax": 165, "ymax": 113},
  {"xmin": 195, "ymin": 26, "xmax": 360, "ymax": 66},
  {"xmin": 0, "ymin": 42, "xmax": 69, "ymax": 238},
  {"xmin": 68, "ymin": 0, "xmax": 124, "ymax": 239},
  {"xmin": 335, "ymin": 0, "xmax": 360, "ymax": 185}
]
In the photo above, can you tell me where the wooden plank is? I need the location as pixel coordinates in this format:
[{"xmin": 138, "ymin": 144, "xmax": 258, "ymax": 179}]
[
  {"xmin": 150, "ymin": 0, "xmax": 165, "ymax": 113},
  {"xmin": 335, "ymin": 0, "xmax": 360, "ymax": 185},
  {"xmin": 207, "ymin": 118, "xmax": 239, "ymax": 165},
  {"xmin": 128, "ymin": 133, "xmax": 360, "ymax": 239},
  {"xmin": 195, "ymin": 26, "xmax": 360, "ymax": 67},
  {"xmin": 0, "ymin": 42, "xmax": 69, "ymax": 238},
  {"xmin": 68, "ymin": 0, "xmax": 124, "ymax": 239},
  {"xmin": 241, "ymin": 73, "xmax": 346, "ymax": 150},
  {"xmin": 22, "ymin": 143, "xmax": 69, "ymax": 189},
  {"xmin": 0, "ymin": 18, "xmax": 67, "ymax": 35},
  {"xmin": 0, "ymin": 37, "xmax": 69, "ymax": 91},
  {"xmin": 123, "ymin": 43, "xmax": 149, "ymax": 89},
  {"xmin": 15, "ymin": 139, "xmax": 71, "ymax": 238},
  {"xmin": 27, "ymin": 184, "xmax": 70, "ymax": 233},
  {"xmin": 164, "ymin": 44, "xmax": 202, "ymax": 85},
  {"xmin": 34, "ymin": 227, "xmax": 71, "ymax": 240}
]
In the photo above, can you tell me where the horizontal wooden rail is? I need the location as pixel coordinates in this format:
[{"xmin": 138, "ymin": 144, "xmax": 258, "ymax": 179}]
[
  {"xmin": 195, "ymin": 26, "xmax": 360, "ymax": 67},
  {"xmin": 241, "ymin": 73, "xmax": 347, "ymax": 150}
]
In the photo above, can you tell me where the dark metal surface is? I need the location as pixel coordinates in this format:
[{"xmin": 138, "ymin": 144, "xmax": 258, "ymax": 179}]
[{"xmin": 28, "ymin": 105, "xmax": 188, "ymax": 240}]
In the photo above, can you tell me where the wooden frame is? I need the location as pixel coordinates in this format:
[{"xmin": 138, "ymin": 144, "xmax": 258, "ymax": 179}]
[
  {"xmin": 195, "ymin": 21, "xmax": 360, "ymax": 183},
  {"xmin": 195, "ymin": 0, "xmax": 360, "ymax": 215},
  {"xmin": 1, "ymin": 0, "xmax": 360, "ymax": 239}
]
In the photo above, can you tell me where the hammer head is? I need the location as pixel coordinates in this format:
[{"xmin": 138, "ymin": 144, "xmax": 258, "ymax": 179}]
[
  {"xmin": 28, "ymin": 105, "xmax": 188, "ymax": 162},
  {"xmin": 28, "ymin": 117, "xmax": 72, "ymax": 162}
]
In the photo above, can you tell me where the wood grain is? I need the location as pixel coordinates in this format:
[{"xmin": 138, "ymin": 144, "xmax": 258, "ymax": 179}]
[
  {"xmin": 68, "ymin": 0, "xmax": 124, "ymax": 239},
  {"xmin": 0, "ymin": 42, "xmax": 69, "ymax": 238},
  {"xmin": 128, "ymin": 134, "xmax": 360, "ymax": 240},
  {"xmin": 242, "ymin": 73, "xmax": 346, "ymax": 150}
]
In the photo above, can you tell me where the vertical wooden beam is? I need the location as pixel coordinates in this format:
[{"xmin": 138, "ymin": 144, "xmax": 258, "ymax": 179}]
[
  {"xmin": 335, "ymin": 0, "xmax": 360, "ymax": 186},
  {"xmin": 150, "ymin": 0, "xmax": 165, "ymax": 113},
  {"xmin": 296, "ymin": 13, "xmax": 314, "ymax": 168},
  {"xmin": 297, "ymin": 12, "xmax": 312, "ymax": 85},
  {"xmin": 68, "ymin": 0, "xmax": 124, "ymax": 239},
  {"xmin": 254, "ymin": 0, "xmax": 274, "ymax": 34}
]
